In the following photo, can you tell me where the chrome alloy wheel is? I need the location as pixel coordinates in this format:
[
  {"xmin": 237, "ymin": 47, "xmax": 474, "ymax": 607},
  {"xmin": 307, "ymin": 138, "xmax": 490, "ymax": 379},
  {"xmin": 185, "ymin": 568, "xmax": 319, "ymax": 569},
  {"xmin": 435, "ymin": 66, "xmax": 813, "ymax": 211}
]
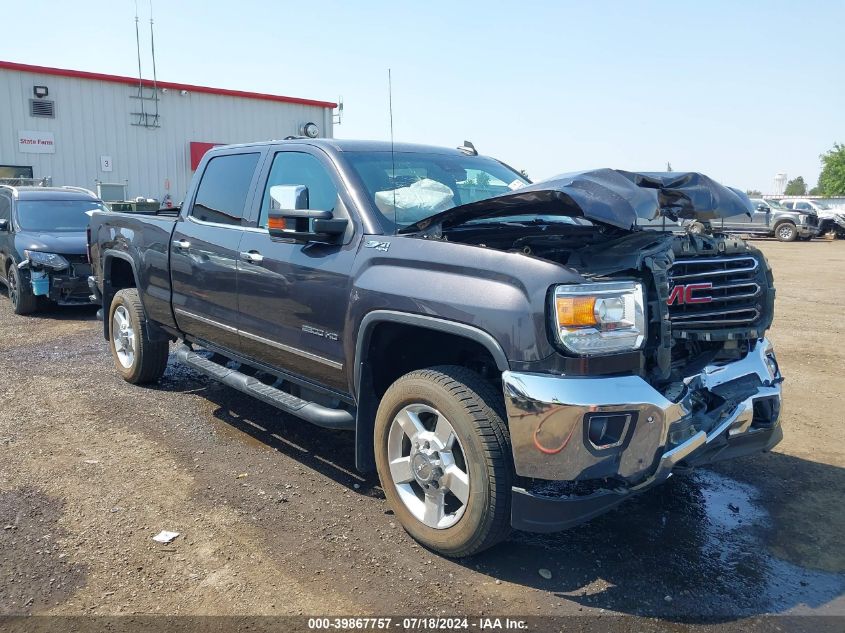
[
  {"xmin": 387, "ymin": 403, "xmax": 470, "ymax": 529},
  {"xmin": 112, "ymin": 305, "xmax": 136, "ymax": 368},
  {"xmin": 778, "ymin": 224, "xmax": 794, "ymax": 240}
]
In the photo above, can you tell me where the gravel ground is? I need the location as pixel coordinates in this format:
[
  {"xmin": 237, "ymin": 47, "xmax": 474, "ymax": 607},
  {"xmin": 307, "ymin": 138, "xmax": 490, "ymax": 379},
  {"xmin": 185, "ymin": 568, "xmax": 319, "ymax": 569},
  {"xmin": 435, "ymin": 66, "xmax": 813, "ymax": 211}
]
[{"xmin": 1, "ymin": 239, "xmax": 844, "ymax": 622}]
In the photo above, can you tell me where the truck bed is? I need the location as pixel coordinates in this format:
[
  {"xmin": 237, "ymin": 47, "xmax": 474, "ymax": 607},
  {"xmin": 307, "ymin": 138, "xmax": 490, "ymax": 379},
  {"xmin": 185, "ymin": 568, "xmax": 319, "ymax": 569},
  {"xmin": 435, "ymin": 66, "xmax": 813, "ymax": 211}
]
[{"xmin": 89, "ymin": 210, "xmax": 178, "ymax": 330}]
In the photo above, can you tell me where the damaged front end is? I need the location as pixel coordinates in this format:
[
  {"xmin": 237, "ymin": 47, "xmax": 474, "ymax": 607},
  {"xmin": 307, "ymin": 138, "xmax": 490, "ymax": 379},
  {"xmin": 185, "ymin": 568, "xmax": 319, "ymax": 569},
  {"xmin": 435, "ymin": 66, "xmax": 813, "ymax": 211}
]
[
  {"xmin": 501, "ymin": 230, "xmax": 782, "ymax": 532},
  {"xmin": 411, "ymin": 169, "xmax": 781, "ymax": 533},
  {"xmin": 18, "ymin": 251, "xmax": 94, "ymax": 305}
]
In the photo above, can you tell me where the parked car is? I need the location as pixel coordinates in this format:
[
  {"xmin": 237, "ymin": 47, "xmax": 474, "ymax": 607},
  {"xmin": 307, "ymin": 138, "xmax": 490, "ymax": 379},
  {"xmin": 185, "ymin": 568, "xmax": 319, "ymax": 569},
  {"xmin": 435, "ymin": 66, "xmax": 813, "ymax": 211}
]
[
  {"xmin": 0, "ymin": 185, "xmax": 107, "ymax": 314},
  {"xmin": 705, "ymin": 197, "xmax": 818, "ymax": 242},
  {"xmin": 779, "ymin": 198, "xmax": 845, "ymax": 238},
  {"xmin": 89, "ymin": 140, "xmax": 783, "ymax": 557}
]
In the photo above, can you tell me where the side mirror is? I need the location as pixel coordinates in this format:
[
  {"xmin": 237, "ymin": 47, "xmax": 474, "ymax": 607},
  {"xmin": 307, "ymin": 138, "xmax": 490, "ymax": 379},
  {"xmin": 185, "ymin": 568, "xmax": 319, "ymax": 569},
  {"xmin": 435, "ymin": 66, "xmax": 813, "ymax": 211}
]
[
  {"xmin": 0, "ymin": 219, "xmax": 8, "ymax": 232},
  {"xmin": 756, "ymin": 204, "xmax": 769, "ymax": 212},
  {"xmin": 269, "ymin": 184, "xmax": 309, "ymax": 211},
  {"xmin": 267, "ymin": 184, "xmax": 347, "ymax": 243}
]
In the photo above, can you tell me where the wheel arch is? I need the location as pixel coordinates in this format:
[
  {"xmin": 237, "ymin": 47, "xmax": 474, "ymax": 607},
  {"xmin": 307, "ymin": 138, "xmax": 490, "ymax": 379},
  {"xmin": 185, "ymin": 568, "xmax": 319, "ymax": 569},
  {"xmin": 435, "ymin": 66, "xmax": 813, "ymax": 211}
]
[
  {"xmin": 101, "ymin": 251, "xmax": 140, "ymax": 339},
  {"xmin": 353, "ymin": 310, "xmax": 509, "ymax": 472}
]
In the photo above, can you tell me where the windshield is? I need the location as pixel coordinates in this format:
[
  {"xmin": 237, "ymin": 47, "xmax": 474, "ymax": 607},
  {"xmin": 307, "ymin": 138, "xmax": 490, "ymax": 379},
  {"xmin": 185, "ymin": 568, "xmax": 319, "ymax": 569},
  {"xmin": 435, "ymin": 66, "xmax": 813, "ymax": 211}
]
[
  {"xmin": 763, "ymin": 198, "xmax": 785, "ymax": 209},
  {"xmin": 344, "ymin": 151, "xmax": 529, "ymax": 229},
  {"xmin": 813, "ymin": 201, "xmax": 831, "ymax": 210},
  {"xmin": 16, "ymin": 199, "xmax": 107, "ymax": 231}
]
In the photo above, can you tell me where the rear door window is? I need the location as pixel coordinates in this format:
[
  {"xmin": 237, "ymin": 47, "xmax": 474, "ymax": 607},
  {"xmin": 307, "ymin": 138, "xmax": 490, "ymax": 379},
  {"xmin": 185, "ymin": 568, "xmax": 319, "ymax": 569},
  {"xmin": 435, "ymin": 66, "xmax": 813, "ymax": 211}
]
[{"xmin": 191, "ymin": 153, "xmax": 260, "ymax": 226}]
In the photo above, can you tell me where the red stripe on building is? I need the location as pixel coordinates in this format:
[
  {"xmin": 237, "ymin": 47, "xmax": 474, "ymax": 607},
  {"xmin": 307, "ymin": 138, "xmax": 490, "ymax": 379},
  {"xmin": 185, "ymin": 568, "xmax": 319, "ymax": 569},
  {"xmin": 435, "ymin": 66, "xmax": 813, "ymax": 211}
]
[{"xmin": 0, "ymin": 60, "xmax": 337, "ymax": 109}]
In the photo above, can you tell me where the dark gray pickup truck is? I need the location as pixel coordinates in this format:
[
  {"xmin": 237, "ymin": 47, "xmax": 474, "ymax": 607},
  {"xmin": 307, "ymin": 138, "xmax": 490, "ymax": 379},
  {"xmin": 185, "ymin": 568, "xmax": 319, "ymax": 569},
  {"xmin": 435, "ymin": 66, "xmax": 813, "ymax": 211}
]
[{"xmin": 89, "ymin": 139, "xmax": 783, "ymax": 557}]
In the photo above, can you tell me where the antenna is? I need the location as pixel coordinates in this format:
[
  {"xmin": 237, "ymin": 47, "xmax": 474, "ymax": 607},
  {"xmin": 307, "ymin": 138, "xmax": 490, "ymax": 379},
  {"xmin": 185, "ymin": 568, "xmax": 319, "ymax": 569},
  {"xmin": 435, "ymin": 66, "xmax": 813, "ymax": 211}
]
[
  {"xmin": 388, "ymin": 69, "xmax": 396, "ymax": 228},
  {"xmin": 134, "ymin": 0, "xmax": 146, "ymax": 122},
  {"xmin": 149, "ymin": 0, "xmax": 159, "ymax": 122}
]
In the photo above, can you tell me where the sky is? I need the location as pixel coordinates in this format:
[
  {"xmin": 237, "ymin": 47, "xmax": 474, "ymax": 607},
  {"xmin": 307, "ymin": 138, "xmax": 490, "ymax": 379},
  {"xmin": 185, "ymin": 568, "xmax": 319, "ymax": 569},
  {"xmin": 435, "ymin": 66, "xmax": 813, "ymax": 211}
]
[{"xmin": 1, "ymin": 0, "xmax": 842, "ymax": 193}]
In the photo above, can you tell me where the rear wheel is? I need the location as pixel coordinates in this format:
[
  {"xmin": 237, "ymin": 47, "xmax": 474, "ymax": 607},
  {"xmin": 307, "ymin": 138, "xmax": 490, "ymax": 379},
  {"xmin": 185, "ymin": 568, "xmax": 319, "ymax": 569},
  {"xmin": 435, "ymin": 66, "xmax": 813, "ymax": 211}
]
[
  {"xmin": 774, "ymin": 222, "xmax": 797, "ymax": 242},
  {"xmin": 6, "ymin": 262, "xmax": 38, "ymax": 315},
  {"xmin": 374, "ymin": 366, "xmax": 512, "ymax": 557},
  {"xmin": 108, "ymin": 288, "xmax": 169, "ymax": 384}
]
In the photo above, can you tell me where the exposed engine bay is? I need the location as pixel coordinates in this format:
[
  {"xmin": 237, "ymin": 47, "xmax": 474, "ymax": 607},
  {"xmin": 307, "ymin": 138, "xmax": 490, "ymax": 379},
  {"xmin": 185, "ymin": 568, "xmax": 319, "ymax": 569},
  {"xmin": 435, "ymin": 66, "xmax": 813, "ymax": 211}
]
[{"xmin": 435, "ymin": 221, "xmax": 775, "ymax": 393}]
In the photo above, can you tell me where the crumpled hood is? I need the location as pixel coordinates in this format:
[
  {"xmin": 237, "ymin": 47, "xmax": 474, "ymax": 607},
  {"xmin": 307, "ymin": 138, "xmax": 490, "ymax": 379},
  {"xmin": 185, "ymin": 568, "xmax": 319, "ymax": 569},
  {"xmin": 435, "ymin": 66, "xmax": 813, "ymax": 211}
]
[
  {"xmin": 400, "ymin": 169, "xmax": 753, "ymax": 233},
  {"xmin": 15, "ymin": 231, "xmax": 88, "ymax": 256}
]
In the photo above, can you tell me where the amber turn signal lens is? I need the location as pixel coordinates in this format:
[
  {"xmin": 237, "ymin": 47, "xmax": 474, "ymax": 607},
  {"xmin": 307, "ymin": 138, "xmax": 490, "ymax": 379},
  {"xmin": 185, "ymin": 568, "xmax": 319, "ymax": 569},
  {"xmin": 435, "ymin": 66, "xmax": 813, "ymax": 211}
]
[
  {"xmin": 556, "ymin": 296, "xmax": 597, "ymax": 327},
  {"xmin": 267, "ymin": 216, "xmax": 286, "ymax": 231}
]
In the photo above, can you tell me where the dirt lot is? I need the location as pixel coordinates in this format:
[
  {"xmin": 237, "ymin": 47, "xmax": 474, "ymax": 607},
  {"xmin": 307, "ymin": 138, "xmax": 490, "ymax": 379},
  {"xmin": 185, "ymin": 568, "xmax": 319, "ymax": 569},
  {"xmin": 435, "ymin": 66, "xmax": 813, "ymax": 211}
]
[{"xmin": 1, "ymin": 239, "xmax": 844, "ymax": 623}]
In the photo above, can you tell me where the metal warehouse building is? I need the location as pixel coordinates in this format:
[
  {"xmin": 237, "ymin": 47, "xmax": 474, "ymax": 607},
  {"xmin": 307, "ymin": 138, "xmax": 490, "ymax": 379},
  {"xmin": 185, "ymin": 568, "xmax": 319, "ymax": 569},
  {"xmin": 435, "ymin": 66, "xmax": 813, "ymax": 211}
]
[{"xmin": 0, "ymin": 60, "xmax": 336, "ymax": 203}]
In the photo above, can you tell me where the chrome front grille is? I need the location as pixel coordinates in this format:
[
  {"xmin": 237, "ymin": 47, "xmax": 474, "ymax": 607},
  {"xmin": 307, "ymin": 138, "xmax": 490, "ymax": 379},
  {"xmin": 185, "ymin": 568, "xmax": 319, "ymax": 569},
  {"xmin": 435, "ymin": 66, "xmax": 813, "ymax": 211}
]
[{"xmin": 668, "ymin": 255, "xmax": 764, "ymax": 329}]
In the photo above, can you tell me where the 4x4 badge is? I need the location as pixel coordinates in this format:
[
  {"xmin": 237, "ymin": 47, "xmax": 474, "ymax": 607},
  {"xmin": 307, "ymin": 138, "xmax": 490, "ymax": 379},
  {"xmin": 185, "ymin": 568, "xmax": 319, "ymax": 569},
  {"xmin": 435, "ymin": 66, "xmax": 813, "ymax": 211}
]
[{"xmin": 365, "ymin": 240, "xmax": 390, "ymax": 252}]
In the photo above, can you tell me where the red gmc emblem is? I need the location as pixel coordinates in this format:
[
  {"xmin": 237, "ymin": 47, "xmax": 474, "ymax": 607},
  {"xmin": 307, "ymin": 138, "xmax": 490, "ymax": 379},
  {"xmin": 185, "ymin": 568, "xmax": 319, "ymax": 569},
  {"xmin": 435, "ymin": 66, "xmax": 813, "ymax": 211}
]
[{"xmin": 667, "ymin": 282, "xmax": 713, "ymax": 305}]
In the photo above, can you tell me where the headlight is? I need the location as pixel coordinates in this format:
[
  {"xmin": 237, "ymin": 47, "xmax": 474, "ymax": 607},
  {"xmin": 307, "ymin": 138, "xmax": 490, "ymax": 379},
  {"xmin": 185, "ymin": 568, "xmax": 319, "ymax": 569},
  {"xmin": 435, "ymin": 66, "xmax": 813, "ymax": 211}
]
[
  {"xmin": 551, "ymin": 281, "xmax": 646, "ymax": 355},
  {"xmin": 24, "ymin": 250, "xmax": 69, "ymax": 270}
]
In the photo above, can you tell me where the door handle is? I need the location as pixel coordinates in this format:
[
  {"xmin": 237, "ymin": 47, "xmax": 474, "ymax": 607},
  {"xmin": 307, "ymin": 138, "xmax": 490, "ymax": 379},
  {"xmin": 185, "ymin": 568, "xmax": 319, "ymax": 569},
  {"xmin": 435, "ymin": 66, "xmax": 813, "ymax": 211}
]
[
  {"xmin": 240, "ymin": 250, "xmax": 264, "ymax": 264},
  {"xmin": 172, "ymin": 239, "xmax": 191, "ymax": 249}
]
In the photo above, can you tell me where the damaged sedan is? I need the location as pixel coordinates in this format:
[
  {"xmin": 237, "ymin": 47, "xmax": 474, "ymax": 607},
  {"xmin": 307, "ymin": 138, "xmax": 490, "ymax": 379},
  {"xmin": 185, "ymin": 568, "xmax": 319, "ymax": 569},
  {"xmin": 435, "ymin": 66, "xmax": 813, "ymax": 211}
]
[
  {"xmin": 88, "ymin": 139, "xmax": 783, "ymax": 556},
  {"xmin": 0, "ymin": 185, "xmax": 106, "ymax": 314}
]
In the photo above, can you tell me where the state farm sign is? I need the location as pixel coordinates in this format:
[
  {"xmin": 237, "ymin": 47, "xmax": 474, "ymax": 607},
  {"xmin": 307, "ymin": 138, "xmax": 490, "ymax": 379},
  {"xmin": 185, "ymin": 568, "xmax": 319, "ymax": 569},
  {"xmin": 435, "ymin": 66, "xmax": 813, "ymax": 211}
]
[{"xmin": 18, "ymin": 130, "xmax": 55, "ymax": 154}]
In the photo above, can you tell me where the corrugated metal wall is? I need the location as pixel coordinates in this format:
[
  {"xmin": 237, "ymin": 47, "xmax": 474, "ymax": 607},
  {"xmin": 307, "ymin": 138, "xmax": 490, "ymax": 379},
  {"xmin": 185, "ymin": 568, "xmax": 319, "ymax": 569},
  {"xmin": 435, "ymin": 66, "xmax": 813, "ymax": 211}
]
[{"xmin": 0, "ymin": 68, "xmax": 333, "ymax": 202}]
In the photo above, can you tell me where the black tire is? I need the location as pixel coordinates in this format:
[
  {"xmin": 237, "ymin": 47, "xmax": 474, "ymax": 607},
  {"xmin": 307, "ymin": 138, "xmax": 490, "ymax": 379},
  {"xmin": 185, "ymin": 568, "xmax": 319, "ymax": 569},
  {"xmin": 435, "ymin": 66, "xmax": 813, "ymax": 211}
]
[
  {"xmin": 798, "ymin": 235, "xmax": 813, "ymax": 241},
  {"xmin": 774, "ymin": 222, "xmax": 797, "ymax": 242},
  {"xmin": 108, "ymin": 288, "xmax": 169, "ymax": 384},
  {"xmin": 6, "ymin": 262, "xmax": 39, "ymax": 315},
  {"xmin": 688, "ymin": 221, "xmax": 706, "ymax": 235},
  {"xmin": 374, "ymin": 365, "xmax": 512, "ymax": 557}
]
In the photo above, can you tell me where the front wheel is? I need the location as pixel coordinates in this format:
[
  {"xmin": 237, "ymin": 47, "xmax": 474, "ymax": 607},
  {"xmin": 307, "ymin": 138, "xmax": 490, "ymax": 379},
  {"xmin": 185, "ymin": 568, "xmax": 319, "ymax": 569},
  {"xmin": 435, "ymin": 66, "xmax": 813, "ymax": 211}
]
[
  {"xmin": 775, "ymin": 222, "xmax": 797, "ymax": 242},
  {"xmin": 374, "ymin": 366, "xmax": 512, "ymax": 557},
  {"xmin": 108, "ymin": 288, "xmax": 169, "ymax": 384},
  {"xmin": 6, "ymin": 262, "xmax": 39, "ymax": 315}
]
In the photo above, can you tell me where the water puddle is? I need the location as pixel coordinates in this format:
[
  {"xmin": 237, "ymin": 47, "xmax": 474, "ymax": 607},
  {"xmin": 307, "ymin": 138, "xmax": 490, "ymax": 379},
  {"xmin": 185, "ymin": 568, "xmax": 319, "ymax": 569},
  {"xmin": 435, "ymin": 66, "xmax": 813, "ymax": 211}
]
[{"xmin": 477, "ymin": 469, "xmax": 845, "ymax": 617}]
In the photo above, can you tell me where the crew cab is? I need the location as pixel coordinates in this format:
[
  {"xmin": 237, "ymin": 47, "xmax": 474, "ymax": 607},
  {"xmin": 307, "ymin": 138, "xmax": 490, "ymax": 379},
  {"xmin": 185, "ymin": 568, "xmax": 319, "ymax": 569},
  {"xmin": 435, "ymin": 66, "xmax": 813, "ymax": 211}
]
[
  {"xmin": 0, "ymin": 185, "xmax": 107, "ymax": 314},
  {"xmin": 729, "ymin": 197, "xmax": 821, "ymax": 241},
  {"xmin": 88, "ymin": 140, "xmax": 783, "ymax": 557}
]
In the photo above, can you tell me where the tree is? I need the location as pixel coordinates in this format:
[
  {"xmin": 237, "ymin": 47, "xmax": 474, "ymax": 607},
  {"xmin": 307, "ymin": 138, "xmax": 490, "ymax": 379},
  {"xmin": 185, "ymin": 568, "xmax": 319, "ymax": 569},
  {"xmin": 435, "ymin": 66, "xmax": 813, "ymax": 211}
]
[
  {"xmin": 809, "ymin": 186, "xmax": 822, "ymax": 195},
  {"xmin": 784, "ymin": 176, "xmax": 807, "ymax": 196},
  {"xmin": 818, "ymin": 142, "xmax": 845, "ymax": 195},
  {"xmin": 746, "ymin": 189, "xmax": 763, "ymax": 197}
]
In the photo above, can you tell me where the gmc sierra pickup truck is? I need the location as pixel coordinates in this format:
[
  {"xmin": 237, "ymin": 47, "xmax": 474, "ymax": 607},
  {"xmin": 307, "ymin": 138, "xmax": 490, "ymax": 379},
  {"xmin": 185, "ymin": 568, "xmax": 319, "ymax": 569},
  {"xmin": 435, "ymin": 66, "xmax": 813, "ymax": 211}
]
[{"xmin": 89, "ymin": 139, "xmax": 783, "ymax": 557}]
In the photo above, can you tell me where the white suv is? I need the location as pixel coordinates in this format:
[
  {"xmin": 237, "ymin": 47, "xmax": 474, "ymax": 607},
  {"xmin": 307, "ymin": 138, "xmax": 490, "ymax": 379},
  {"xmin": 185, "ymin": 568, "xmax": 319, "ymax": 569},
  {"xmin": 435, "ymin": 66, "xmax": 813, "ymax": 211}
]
[{"xmin": 779, "ymin": 199, "xmax": 845, "ymax": 238}]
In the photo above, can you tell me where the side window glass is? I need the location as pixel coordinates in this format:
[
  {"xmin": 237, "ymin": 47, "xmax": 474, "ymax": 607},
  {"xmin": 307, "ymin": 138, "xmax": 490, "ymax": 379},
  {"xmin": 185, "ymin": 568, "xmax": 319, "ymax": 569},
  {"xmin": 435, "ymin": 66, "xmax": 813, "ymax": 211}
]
[
  {"xmin": 191, "ymin": 153, "xmax": 260, "ymax": 226},
  {"xmin": 782, "ymin": 202, "xmax": 793, "ymax": 209},
  {"xmin": 258, "ymin": 152, "xmax": 338, "ymax": 228},
  {"xmin": 796, "ymin": 202, "xmax": 811, "ymax": 211}
]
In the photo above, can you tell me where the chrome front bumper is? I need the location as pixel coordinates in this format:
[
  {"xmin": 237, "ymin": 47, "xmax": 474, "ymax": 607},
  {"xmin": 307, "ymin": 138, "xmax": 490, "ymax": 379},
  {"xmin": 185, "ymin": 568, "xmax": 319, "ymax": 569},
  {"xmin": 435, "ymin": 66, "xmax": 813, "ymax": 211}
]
[{"xmin": 502, "ymin": 338, "xmax": 783, "ymax": 485}]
